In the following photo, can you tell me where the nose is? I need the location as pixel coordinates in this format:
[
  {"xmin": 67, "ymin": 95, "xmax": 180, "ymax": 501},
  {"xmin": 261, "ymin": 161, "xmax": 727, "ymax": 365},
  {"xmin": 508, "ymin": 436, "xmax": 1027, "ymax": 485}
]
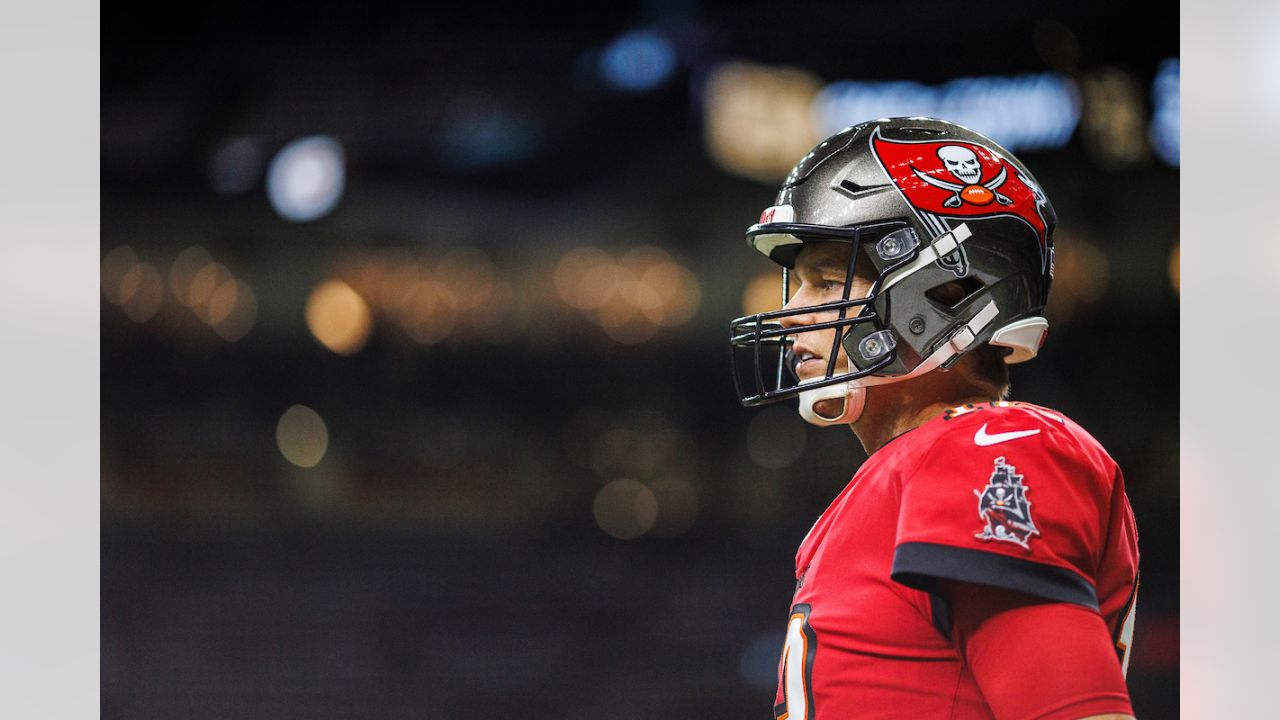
[{"xmin": 778, "ymin": 285, "xmax": 823, "ymax": 329}]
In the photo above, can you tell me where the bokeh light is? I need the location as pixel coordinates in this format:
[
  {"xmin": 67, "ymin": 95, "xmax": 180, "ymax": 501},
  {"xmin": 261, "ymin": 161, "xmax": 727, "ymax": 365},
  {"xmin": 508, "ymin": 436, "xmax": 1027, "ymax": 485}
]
[
  {"xmin": 1044, "ymin": 235, "xmax": 1110, "ymax": 324},
  {"xmin": 398, "ymin": 280, "xmax": 458, "ymax": 345},
  {"xmin": 553, "ymin": 245, "xmax": 701, "ymax": 342},
  {"xmin": 595, "ymin": 277, "xmax": 641, "ymax": 328},
  {"xmin": 101, "ymin": 245, "xmax": 138, "ymax": 305},
  {"xmin": 627, "ymin": 247, "xmax": 701, "ymax": 327},
  {"xmin": 588, "ymin": 413, "xmax": 679, "ymax": 473},
  {"xmin": 276, "ymin": 404, "xmax": 329, "ymax": 468},
  {"xmin": 703, "ymin": 61, "xmax": 822, "ymax": 182},
  {"xmin": 1081, "ymin": 68, "xmax": 1148, "ymax": 169},
  {"xmin": 592, "ymin": 478, "xmax": 659, "ymax": 540},
  {"xmin": 575, "ymin": 259, "xmax": 620, "ymax": 312},
  {"xmin": 437, "ymin": 247, "xmax": 496, "ymax": 310},
  {"xmin": 813, "ymin": 72, "xmax": 1081, "ymax": 152},
  {"xmin": 1150, "ymin": 58, "xmax": 1180, "ymax": 166},
  {"xmin": 205, "ymin": 278, "xmax": 240, "ymax": 325},
  {"xmin": 555, "ymin": 246, "xmax": 612, "ymax": 308},
  {"xmin": 168, "ymin": 246, "xmax": 213, "ymax": 306},
  {"xmin": 375, "ymin": 255, "xmax": 423, "ymax": 313},
  {"xmin": 212, "ymin": 279, "xmax": 257, "ymax": 342},
  {"xmin": 325, "ymin": 249, "xmax": 525, "ymax": 347},
  {"xmin": 341, "ymin": 252, "xmax": 387, "ymax": 305},
  {"xmin": 435, "ymin": 92, "xmax": 542, "ymax": 170},
  {"xmin": 742, "ymin": 270, "xmax": 784, "ymax": 317},
  {"xmin": 599, "ymin": 29, "xmax": 677, "ymax": 93},
  {"xmin": 746, "ymin": 405, "xmax": 807, "ymax": 469},
  {"xmin": 306, "ymin": 279, "xmax": 373, "ymax": 355},
  {"xmin": 266, "ymin": 135, "xmax": 346, "ymax": 222},
  {"xmin": 188, "ymin": 262, "xmax": 231, "ymax": 312},
  {"xmin": 209, "ymin": 135, "xmax": 264, "ymax": 196},
  {"xmin": 119, "ymin": 262, "xmax": 165, "ymax": 323},
  {"xmin": 654, "ymin": 264, "xmax": 702, "ymax": 326}
]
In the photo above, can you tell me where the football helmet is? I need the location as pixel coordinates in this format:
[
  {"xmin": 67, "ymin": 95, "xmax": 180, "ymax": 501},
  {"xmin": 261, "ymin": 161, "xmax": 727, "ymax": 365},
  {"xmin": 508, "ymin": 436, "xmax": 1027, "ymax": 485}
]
[{"xmin": 730, "ymin": 117, "xmax": 1057, "ymax": 425}]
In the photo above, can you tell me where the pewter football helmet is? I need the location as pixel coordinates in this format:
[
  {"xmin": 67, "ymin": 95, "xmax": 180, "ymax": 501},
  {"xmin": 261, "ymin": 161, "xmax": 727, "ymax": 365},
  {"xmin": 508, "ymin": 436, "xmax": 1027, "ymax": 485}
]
[{"xmin": 730, "ymin": 117, "xmax": 1056, "ymax": 424}]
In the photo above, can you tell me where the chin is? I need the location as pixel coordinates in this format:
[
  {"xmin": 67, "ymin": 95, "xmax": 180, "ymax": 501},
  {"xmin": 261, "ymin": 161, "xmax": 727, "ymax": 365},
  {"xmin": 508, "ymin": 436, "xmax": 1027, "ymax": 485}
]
[{"xmin": 813, "ymin": 398, "xmax": 846, "ymax": 421}]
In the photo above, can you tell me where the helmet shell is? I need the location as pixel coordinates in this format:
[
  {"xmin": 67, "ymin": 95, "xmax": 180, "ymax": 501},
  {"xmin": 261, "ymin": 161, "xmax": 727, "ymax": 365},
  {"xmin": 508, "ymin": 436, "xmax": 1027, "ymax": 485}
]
[{"xmin": 748, "ymin": 117, "xmax": 1056, "ymax": 377}]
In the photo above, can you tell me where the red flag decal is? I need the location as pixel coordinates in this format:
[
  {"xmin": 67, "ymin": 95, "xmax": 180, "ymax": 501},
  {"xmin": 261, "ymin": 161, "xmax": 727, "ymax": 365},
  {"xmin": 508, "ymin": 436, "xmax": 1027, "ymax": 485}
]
[{"xmin": 869, "ymin": 128, "xmax": 1050, "ymax": 261}]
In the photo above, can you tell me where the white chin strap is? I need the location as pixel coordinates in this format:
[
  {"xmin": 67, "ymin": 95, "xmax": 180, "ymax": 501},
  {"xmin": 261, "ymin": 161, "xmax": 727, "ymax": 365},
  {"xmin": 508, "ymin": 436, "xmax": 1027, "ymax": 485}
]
[
  {"xmin": 795, "ymin": 299, "xmax": 1002, "ymax": 427},
  {"xmin": 798, "ymin": 378, "xmax": 866, "ymax": 426}
]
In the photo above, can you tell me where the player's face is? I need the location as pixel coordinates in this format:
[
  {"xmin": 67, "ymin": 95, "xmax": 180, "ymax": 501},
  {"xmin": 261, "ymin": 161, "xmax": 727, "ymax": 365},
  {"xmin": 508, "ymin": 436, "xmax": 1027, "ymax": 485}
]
[{"xmin": 781, "ymin": 241, "xmax": 876, "ymax": 382}]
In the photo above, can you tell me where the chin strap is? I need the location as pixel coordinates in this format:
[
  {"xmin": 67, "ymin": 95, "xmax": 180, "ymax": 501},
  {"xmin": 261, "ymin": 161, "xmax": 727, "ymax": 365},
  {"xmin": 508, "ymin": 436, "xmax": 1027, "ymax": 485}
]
[
  {"xmin": 795, "ymin": 299, "xmax": 1001, "ymax": 427},
  {"xmin": 798, "ymin": 379, "xmax": 866, "ymax": 426}
]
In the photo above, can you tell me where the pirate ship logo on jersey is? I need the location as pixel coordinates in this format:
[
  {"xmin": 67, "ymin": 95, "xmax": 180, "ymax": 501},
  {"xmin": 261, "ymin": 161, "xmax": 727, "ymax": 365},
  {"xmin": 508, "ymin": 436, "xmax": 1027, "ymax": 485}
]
[
  {"xmin": 868, "ymin": 127, "xmax": 1052, "ymax": 273},
  {"xmin": 973, "ymin": 456, "xmax": 1040, "ymax": 550}
]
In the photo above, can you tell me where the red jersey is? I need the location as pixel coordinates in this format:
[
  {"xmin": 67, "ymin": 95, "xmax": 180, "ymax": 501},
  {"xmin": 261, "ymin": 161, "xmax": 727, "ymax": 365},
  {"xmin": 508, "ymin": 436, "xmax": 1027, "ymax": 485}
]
[{"xmin": 773, "ymin": 402, "xmax": 1139, "ymax": 719}]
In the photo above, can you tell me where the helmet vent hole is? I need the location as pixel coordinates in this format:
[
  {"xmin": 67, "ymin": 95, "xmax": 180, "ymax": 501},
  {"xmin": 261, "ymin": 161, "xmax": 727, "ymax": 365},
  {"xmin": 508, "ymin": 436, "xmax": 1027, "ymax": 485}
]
[
  {"xmin": 840, "ymin": 179, "xmax": 888, "ymax": 194},
  {"xmin": 925, "ymin": 277, "xmax": 985, "ymax": 309}
]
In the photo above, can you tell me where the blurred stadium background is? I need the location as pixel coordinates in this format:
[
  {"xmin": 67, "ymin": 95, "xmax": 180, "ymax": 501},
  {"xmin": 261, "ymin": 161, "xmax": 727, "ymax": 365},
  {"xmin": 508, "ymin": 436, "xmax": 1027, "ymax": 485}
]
[{"xmin": 102, "ymin": 2, "xmax": 1178, "ymax": 717}]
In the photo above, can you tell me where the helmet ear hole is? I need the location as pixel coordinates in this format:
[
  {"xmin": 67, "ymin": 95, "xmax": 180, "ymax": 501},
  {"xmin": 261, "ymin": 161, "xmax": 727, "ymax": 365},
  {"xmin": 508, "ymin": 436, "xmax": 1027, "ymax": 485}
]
[{"xmin": 925, "ymin": 277, "xmax": 985, "ymax": 310}]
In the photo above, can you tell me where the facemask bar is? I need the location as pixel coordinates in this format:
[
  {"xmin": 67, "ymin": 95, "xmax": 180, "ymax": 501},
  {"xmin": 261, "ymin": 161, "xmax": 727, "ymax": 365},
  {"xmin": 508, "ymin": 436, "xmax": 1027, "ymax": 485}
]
[
  {"xmin": 730, "ymin": 221, "xmax": 920, "ymax": 407},
  {"xmin": 773, "ymin": 266, "xmax": 790, "ymax": 392}
]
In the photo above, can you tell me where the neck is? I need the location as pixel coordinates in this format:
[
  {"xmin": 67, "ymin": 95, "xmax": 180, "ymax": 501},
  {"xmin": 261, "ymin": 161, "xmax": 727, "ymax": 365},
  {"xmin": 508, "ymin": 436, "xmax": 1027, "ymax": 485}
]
[{"xmin": 851, "ymin": 384, "xmax": 995, "ymax": 455}]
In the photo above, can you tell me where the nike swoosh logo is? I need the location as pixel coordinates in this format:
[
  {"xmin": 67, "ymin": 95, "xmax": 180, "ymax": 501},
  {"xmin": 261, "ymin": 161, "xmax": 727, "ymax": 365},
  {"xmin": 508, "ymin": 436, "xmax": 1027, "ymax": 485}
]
[{"xmin": 973, "ymin": 423, "xmax": 1041, "ymax": 446}]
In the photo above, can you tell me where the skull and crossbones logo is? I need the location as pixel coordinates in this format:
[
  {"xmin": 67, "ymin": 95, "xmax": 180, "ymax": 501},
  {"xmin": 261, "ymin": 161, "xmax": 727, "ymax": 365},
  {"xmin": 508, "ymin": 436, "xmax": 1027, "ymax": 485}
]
[
  {"xmin": 911, "ymin": 145, "xmax": 1013, "ymax": 209},
  {"xmin": 939, "ymin": 146, "xmax": 982, "ymax": 183}
]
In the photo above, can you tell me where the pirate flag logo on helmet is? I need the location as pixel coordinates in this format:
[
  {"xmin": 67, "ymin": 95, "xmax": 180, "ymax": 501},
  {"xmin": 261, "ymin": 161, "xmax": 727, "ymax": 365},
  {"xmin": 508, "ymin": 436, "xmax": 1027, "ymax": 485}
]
[{"xmin": 868, "ymin": 127, "xmax": 1052, "ymax": 273}]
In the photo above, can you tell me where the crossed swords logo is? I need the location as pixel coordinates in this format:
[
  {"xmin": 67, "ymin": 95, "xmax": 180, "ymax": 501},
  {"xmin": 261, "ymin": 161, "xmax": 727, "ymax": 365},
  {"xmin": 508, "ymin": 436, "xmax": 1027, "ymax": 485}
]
[{"xmin": 910, "ymin": 145, "xmax": 1013, "ymax": 209}]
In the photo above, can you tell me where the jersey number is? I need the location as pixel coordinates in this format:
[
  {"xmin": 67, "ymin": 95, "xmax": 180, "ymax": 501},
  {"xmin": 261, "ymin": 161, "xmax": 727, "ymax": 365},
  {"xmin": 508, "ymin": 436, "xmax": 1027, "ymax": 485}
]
[
  {"xmin": 775, "ymin": 604, "xmax": 817, "ymax": 720},
  {"xmin": 1115, "ymin": 575, "xmax": 1139, "ymax": 677}
]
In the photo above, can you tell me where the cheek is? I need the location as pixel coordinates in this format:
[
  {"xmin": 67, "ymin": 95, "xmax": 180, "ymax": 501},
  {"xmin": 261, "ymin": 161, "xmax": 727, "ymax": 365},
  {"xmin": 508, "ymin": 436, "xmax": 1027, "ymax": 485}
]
[{"xmin": 803, "ymin": 325, "xmax": 843, "ymax": 354}]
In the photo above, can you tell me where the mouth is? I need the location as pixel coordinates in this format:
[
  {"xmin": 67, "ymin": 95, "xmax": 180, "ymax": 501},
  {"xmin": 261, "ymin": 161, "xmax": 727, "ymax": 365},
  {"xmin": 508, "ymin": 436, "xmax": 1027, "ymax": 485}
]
[{"xmin": 792, "ymin": 349, "xmax": 828, "ymax": 379}]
